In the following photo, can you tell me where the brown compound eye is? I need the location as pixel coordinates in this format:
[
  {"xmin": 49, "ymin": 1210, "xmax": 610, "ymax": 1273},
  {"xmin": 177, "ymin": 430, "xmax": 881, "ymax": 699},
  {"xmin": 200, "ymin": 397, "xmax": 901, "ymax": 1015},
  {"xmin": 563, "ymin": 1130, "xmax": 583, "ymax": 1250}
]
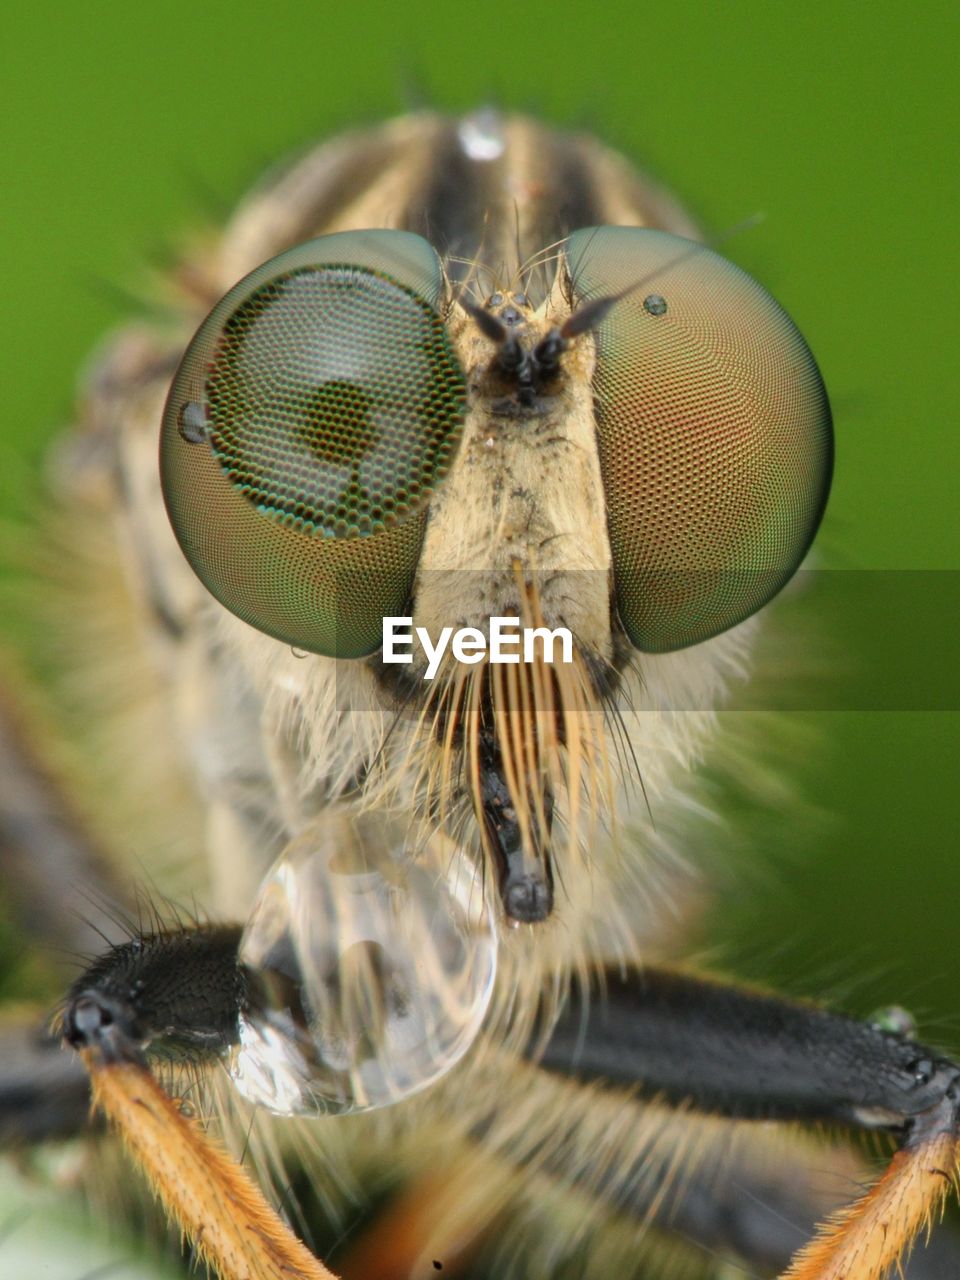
[
  {"xmin": 565, "ymin": 227, "xmax": 833, "ymax": 653},
  {"xmin": 160, "ymin": 230, "xmax": 467, "ymax": 658}
]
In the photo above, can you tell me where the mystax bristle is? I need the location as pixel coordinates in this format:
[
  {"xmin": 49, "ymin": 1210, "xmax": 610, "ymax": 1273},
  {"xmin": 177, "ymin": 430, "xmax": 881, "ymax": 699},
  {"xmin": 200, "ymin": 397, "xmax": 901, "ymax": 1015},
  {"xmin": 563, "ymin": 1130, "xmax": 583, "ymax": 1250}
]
[{"xmin": 391, "ymin": 574, "xmax": 614, "ymax": 910}]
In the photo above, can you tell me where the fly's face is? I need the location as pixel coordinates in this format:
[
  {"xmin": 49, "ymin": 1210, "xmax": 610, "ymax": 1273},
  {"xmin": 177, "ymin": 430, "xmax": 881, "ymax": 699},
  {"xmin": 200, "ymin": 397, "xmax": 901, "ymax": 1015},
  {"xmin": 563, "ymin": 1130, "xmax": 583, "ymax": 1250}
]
[
  {"xmin": 115, "ymin": 109, "xmax": 832, "ymax": 1115},
  {"xmin": 158, "ymin": 114, "xmax": 830, "ymax": 946},
  {"xmin": 47, "ymin": 114, "xmax": 960, "ymax": 1280}
]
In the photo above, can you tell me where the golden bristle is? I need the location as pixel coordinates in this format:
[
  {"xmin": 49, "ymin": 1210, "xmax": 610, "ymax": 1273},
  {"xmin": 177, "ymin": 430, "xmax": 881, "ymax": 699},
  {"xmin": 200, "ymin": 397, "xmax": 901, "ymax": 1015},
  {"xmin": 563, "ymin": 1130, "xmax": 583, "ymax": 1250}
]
[{"xmin": 383, "ymin": 571, "xmax": 616, "ymax": 904}]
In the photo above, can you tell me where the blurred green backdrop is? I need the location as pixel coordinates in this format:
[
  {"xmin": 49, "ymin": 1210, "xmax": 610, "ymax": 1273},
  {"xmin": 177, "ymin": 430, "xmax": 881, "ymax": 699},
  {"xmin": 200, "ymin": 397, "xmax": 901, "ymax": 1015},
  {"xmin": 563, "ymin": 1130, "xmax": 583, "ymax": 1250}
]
[{"xmin": 0, "ymin": 2, "xmax": 956, "ymax": 1038}]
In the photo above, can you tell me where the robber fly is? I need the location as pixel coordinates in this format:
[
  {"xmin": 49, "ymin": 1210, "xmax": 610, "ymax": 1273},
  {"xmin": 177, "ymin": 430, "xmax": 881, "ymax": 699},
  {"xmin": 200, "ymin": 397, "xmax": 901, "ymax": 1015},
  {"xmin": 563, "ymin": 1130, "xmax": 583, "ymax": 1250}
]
[{"xmin": 4, "ymin": 109, "xmax": 960, "ymax": 1280}]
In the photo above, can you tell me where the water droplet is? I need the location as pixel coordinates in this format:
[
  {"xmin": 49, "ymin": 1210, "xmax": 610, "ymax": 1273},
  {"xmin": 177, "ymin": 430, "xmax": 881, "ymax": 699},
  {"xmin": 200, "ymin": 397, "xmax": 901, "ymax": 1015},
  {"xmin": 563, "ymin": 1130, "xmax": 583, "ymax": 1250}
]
[
  {"xmin": 230, "ymin": 813, "xmax": 497, "ymax": 1116},
  {"xmin": 177, "ymin": 400, "xmax": 209, "ymax": 444},
  {"xmin": 869, "ymin": 1004, "xmax": 917, "ymax": 1039},
  {"xmin": 458, "ymin": 110, "xmax": 506, "ymax": 162},
  {"xmin": 643, "ymin": 294, "xmax": 668, "ymax": 317}
]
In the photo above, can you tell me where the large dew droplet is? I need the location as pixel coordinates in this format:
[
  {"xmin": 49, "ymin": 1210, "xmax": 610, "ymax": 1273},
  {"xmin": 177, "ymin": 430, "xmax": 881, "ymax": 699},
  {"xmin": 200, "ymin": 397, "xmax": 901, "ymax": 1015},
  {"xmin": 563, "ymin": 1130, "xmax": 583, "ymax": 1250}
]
[{"xmin": 229, "ymin": 811, "xmax": 497, "ymax": 1116}]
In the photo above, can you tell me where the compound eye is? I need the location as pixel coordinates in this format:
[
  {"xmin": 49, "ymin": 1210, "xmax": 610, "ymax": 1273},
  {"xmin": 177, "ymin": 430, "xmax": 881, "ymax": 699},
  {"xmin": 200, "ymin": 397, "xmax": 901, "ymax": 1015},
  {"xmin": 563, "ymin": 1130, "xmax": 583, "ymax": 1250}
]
[
  {"xmin": 565, "ymin": 227, "xmax": 833, "ymax": 652},
  {"xmin": 161, "ymin": 230, "xmax": 467, "ymax": 658}
]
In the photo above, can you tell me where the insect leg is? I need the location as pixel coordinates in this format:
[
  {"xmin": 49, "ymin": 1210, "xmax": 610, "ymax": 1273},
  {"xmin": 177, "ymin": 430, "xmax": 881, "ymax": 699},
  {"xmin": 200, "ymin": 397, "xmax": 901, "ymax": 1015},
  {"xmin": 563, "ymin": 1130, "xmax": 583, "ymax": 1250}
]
[
  {"xmin": 616, "ymin": 1118, "xmax": 960, "ymax": 1280},
  {"xmin": 537, "ymin": 966, "xmax": 960, "ymax": 1279},
  {"xmin": 454, "ymin": 1075, "xmax": 960, "ymax": 1278},
  {"xmin": 0, "ymin": 1017, "xmax": 90, "ymax": 1145},
  {"xmin": 0, "ymin": 677, "xmax": 135, "ymax": 1145},
  {"xmin": 60, "ymin": 923, "xmax": 338, "ymax": 1280}
]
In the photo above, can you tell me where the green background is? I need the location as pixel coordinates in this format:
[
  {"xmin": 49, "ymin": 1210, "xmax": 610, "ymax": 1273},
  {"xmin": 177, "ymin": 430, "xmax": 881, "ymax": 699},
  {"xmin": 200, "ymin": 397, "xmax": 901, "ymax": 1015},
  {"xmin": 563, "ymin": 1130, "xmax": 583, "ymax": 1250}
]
[{"xmin": 0, "ymin": 3, "xmax": 957, "ymax": 1038}]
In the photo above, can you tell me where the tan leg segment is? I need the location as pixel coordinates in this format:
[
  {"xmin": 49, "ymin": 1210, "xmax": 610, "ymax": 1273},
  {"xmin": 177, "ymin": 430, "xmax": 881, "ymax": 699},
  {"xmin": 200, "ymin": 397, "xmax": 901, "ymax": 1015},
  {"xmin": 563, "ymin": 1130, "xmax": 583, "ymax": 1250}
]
[
  {"xmin": 781, "ymin": 1131, "xmax": 958, "ymax": 1280},
  {"xmin": 82, "ymin": 1050, "xmax": 338, "ymax": 1280}
]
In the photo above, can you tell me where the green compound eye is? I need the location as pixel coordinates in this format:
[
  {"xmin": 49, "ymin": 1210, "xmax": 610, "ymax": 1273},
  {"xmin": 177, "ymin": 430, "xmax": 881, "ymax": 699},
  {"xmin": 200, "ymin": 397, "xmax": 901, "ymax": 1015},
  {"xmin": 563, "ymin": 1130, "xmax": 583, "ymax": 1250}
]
[
  {"xmin": 565, "ymin": 227, "xmax": 833, "ymax": 653},
  {"xmin": 161, "ymin": 231, "xmax": 467, "ymax": 658}
]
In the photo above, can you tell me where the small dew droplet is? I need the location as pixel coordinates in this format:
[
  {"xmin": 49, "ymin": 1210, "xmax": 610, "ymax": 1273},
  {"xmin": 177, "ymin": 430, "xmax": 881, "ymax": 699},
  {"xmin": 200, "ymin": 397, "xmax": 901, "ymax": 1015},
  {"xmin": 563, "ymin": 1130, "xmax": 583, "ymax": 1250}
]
[
  {"xmin": 643, "ymin": 294, "xmax": 668, "ymax": 317},
  {"xmin": 177, "ymin": 400, "xmax": 209, "ymax": 444},
  {"xmin": 869, "ymin": 1004, "xmax": 917, "ymax": 1039},
  {"xmin": 457, "ymin": 109, "xmax": 506, "ymax": 162}
]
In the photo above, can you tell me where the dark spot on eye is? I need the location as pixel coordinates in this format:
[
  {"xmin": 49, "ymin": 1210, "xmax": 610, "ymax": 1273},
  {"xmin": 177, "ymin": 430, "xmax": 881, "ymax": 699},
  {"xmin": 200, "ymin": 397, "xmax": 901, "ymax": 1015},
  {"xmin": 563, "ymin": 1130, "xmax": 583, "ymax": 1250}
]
[
  {"xmin": 177, "ymin": 400, "xmax": 209, "ymax": 444},
  {"xmin": 643, "ymin": 293, "xmax": 668, "ymax": 317},
  {"xmin": 433, "ymin": 1263, "xmax": 443, "ymax": 1272}
]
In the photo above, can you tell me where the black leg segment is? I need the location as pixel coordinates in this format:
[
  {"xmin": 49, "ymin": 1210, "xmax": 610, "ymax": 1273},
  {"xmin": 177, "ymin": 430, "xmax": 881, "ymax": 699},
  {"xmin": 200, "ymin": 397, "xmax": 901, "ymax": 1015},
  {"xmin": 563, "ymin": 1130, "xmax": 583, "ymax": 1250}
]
[{"xmin": 536, "ymin": 966, "xmax": 960, "ymax": 1131}]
